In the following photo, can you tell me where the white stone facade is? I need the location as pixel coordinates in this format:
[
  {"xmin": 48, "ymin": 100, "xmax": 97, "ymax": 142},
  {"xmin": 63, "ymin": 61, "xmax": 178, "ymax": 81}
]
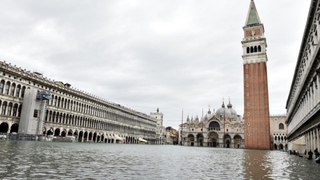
[
  {"xmin": 150, "ymin": 108, "xmax": 165, "ymax": 144},
  {"xmin": 0, "ymin": 61, "xmax": 157, "ymax": 144},
  {"xmin": 270, "ymin": 115, "xmax": 288, "ymax": 150}
]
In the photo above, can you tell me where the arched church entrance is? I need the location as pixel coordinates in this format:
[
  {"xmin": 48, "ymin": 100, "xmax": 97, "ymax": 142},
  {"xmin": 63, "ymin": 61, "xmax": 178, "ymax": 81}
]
[
  {"xmin": 223, "ymin": 134, "xmax": 231, "ymax": 148},
  {"xmin": 233, "ymin": 135, "xmax": 242, "ymax": 149},
  {"xmin": 208, "ymin": 132, "xmax": 219, "ymax": 147},
  {"xmin": 196, "ymin": 133, "xmax": 204, "ymax": 146},
  {"xmin": 188, "ymin": 134, "xmax": 195, "ymax": 146}
]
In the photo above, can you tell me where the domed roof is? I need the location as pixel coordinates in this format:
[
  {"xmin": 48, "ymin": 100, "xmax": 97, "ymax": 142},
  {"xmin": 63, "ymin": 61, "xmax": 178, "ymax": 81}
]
[
  {"xmin": 227, "ymin": 101, "xmax": 237, "ymax": 116},
  {"xmin": 215, "ymin": 102, "xmax": 232, "ymax": 118}
]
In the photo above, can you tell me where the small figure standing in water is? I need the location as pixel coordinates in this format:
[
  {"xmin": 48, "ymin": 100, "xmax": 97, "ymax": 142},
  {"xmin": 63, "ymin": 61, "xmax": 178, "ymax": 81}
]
[
  {"xmin": 314, "ymin": 148, "xmax": 319, "ymax": 158},
  {"xmin": 308, "ymin": 150, "xmax": 313, "ymax": 160}
]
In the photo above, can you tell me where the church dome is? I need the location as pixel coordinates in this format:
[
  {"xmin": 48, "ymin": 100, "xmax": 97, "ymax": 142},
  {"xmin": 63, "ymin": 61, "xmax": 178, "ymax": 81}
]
[
  {"xmin": 215, "ymin": 102, "xmax": 232, "ymax": 118},
  {"xmin": 227, "ymin": 101, "xmax": 237, "ymax": 117}
]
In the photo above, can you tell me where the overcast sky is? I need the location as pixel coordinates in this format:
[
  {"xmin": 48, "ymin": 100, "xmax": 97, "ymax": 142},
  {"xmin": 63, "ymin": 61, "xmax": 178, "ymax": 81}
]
[{"xmin": 0, "ymin": 0, "xmax": 310, "ymax": 129}]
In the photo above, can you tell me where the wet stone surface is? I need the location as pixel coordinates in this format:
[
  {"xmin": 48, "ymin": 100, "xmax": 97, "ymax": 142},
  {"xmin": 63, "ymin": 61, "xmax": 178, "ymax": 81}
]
[{"xmin": 0, "ymin": 141, "xmax": 320, "ymax": 180}]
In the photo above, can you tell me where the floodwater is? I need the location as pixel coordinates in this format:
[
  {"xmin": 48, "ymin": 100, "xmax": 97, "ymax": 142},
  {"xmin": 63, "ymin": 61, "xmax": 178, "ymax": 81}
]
[{"xmin": 0, "ymin": 141, "xmax": 319, "ymax": 180}]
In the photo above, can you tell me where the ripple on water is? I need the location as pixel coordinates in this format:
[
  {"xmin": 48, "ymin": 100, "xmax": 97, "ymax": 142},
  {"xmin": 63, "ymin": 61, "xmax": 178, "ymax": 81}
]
[{"xmin": 1, "ymin": 141, "xmax": 320, "ymax": 179}]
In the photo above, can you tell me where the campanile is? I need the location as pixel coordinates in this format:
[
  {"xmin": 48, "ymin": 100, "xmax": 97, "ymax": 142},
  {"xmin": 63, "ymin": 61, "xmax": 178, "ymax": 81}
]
[{"xmin": 242, "ymin": 0, "xmax": 271, "ymax": 149}]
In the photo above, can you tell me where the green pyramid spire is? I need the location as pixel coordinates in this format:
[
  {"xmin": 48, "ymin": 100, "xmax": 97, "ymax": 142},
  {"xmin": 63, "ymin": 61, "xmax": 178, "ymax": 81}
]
[{"xmin": 245, "ymin": 0, "xmax": 261, "ymax": 26}]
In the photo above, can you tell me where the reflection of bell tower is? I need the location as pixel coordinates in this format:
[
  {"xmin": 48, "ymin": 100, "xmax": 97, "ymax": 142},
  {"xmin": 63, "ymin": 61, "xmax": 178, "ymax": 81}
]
[{"xmin": 242, "ymin": 0, "xmax": 271, "ymax": 149}]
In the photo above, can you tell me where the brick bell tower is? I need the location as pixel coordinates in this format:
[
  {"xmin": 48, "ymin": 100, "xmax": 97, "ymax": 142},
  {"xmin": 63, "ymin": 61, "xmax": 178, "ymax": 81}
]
[{"xmin": 242, "ymin": 0, "xmax": 271, "ymax": 150}]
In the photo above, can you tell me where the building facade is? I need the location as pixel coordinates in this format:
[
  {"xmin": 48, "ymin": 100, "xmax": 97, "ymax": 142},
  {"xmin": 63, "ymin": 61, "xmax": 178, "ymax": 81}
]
[
  {"xmin": 286, "ymin": 0, "xmax": 320, "ymax": 153},
  {"xmin": 164, "ymin": 126, "xmax": 178, "ymax": 145},
  {"xmin": 150, "ymin": 108, "xmax": 165, "ymax": 144},
  {"xmin": 270, "ymin": 115, "xmax": 288, "ymax": 150},
  {"xmin": 242, "ymin": 0, "xmax": 271, "ymax": 149},
  {"xmin": 179, "ymin": 101, "xmax": 244, "ymax": 148},
  {"xmin": 0, "ymin": 61, "xmax": 158, "ymax": 144}
]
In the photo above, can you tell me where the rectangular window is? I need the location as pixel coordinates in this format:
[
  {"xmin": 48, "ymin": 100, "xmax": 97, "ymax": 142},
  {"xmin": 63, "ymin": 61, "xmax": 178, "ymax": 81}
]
[{"xmin": 33, "ymin": 109, "xmax": 38, "ymax": 118}]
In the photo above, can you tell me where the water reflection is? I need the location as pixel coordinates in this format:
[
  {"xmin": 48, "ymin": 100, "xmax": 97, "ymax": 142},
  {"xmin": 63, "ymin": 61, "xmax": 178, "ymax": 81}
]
[{"xmin": 1, "ymin": 141, "xmax": 320, "ymax": 179}]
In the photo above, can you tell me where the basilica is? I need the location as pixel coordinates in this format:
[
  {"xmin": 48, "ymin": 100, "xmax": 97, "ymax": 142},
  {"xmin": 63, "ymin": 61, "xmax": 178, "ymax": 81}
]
[{"xmin": 179, "ymin": 101, "xmax": 244, "ymax": 148}]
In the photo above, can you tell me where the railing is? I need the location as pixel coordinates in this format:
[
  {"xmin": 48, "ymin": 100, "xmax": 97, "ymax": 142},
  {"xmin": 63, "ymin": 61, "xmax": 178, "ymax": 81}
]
[{"xmin": 208, "ymin": 127, "xmax": 220, "ymax": 131}]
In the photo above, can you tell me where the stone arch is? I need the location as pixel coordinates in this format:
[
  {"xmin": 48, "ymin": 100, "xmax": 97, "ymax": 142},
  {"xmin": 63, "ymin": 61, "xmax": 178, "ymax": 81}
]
[
  {"xmin": 84, "ymin": 131, "xmax": 88, "ymax": 142},
  {"xmin": 208, "ymin": 132, "xmax": 219, "ymax": 147},
  {"xmin": 61, "ymin": 129, "xmax": 67, "ymax": 137},
  {"xmin": 10, "ymin": 123, "xmax": 19, "ymax": 133},
  {"xmin": 78, "ymin": 131, "xmax": 83, "ymax": 142},
  {"xmin": 93, "ymin": 132, "xmax": 97, "ymax": 142},
  {"xmin": 279, "ymin": 143, "xmax": 284, "ymax": 150},
  {"xmin": 208, "ymin": 121, "xmax": 220, "ymax": 131},
  {"xmin": 187, "ymin": 134, "xmax": 195, "ymax": 146},
  {"xmin": 46, "ymin": 128, "xmax": 54, "ymax": 136},
  {"xmin": 223, "ymin": 134, "xmax": 232, "ymax": 148},
  {"xmin": 54, "ymin": 128, "xmax": 61, "ymax": 136},
  {"xmin": 274, "ymin": 143, "xmax": 278, "ymax": 150},
  {"xmin": 101, "ymin": 134, "xmax": 104, "ymax": 143},
  {"xmin": 196, "ymin": 133, "xmax": 204, "ymax": 146},
  {"xmin": 0, "ymin": 122, "xmax": 9, "ymax": 133},
  {"xmin": 68, "ymin": 129, "xmax": 73, "ymax": 136},
  {"xmin": 233, "ymin": 134, "xmax": 242, "ymax": 148},
  {"xmin": 73, "ymin": 130, "xmax": 78, "ymax": 138},
  {"xmin": 88, "ymin": 132, "xmax": 93, "ymax": 142}
]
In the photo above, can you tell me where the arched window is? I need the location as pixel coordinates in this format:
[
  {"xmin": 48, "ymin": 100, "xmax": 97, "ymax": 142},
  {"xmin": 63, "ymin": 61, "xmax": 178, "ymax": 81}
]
[
  {"xmin": 7, "ymin": 103, "xmax": 13, "ymax": 116},
  {"xmin": 247, "ymin": 47, "xmax": 250, "ymax": 54},
  {"xmin": 2, "ymin": 101, "xmax": 7, "ymax": 115},
  {"xmin": 279, "ymin": 123, "xmax": 284, "ymax": 130},
  {"xmin": 250, "ymin": 46, "xmax": 254, "ymax": 53},
  {"xmin": 0, "ymin": 80, "xmax": 4, "ymax": 93},
  {"xmin": 4, "ymin": 82, "xmax": 10, "ymax": 95},
  {"xmin": 21, "ymin": 86, "xmax": 26, "ymax": 98},
  {"xmin": 258, "ymin": 45, "xmax": 261, "ymax": 52},
  {"xmin": 12, "ymin": 104, "xmax": 18, "ymax": 117},
  {"xmin": 209, "ymin": 121, "xmax": 220, "ymax": 131},
  {"xmin": 10, "ymin": 83, "xmax": 15, "ymax": 96},
  {"xmin": 15, "ymin": 85, "xmax": 21, "ymax": 97},
  {"xmin": 254, "ymin": 46, "xmax": 257, "ymax": 52}
]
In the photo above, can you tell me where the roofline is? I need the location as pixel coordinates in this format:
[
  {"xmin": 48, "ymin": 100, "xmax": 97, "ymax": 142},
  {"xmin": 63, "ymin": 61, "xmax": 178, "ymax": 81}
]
[{"xmin": 286, "ymin": 0, "xmax": 317, "ymax": 109}]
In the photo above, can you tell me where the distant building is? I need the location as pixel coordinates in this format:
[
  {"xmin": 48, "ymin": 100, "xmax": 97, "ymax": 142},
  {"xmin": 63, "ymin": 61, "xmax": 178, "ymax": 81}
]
[
  {"xmin": 242, "ymin": 0, "xmax": 271, "ymax": 150},
  {"xmin": 150, "ymin": 108, "xmax": 165, "ymax": 144},
  {"xmin": 0, "ymin": 61, "xmax": 157, "ymax": 143},
  {"xmin": 270, "ymin": 115, "xmax": 288, "ymax": 150},
  {"xmin": 179, "ymin": 101, "xmax": 244, "ymax": 148},
  {"xmin": 164, "ymin": 126, "xmax": 178, "ymax": 145}
]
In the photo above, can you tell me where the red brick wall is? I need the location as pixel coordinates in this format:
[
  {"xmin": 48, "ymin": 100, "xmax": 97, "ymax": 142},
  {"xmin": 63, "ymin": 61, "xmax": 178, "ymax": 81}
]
[{"xmin": 243, "ymin": 62, "xmax": 271, "ymax": 149}]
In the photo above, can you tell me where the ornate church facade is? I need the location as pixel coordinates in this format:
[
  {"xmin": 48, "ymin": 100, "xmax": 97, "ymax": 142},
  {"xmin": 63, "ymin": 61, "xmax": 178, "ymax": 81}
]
[{"xmin": 179, "ymin": 101, "xmax": 244, "ymax": 148}]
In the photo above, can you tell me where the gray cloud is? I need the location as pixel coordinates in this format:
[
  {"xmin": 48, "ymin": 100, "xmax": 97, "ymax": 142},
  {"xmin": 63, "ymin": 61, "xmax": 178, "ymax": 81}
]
[{"xmin": 0, "ymin": 0, "xmax": 310, "ymax": 128}]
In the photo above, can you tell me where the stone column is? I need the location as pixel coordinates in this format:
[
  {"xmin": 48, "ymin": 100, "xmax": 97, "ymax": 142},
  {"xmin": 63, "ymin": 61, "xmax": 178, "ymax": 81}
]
[{"xmin": 316, "ymin": 128, "xmax": 320, "ymax": 150}]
